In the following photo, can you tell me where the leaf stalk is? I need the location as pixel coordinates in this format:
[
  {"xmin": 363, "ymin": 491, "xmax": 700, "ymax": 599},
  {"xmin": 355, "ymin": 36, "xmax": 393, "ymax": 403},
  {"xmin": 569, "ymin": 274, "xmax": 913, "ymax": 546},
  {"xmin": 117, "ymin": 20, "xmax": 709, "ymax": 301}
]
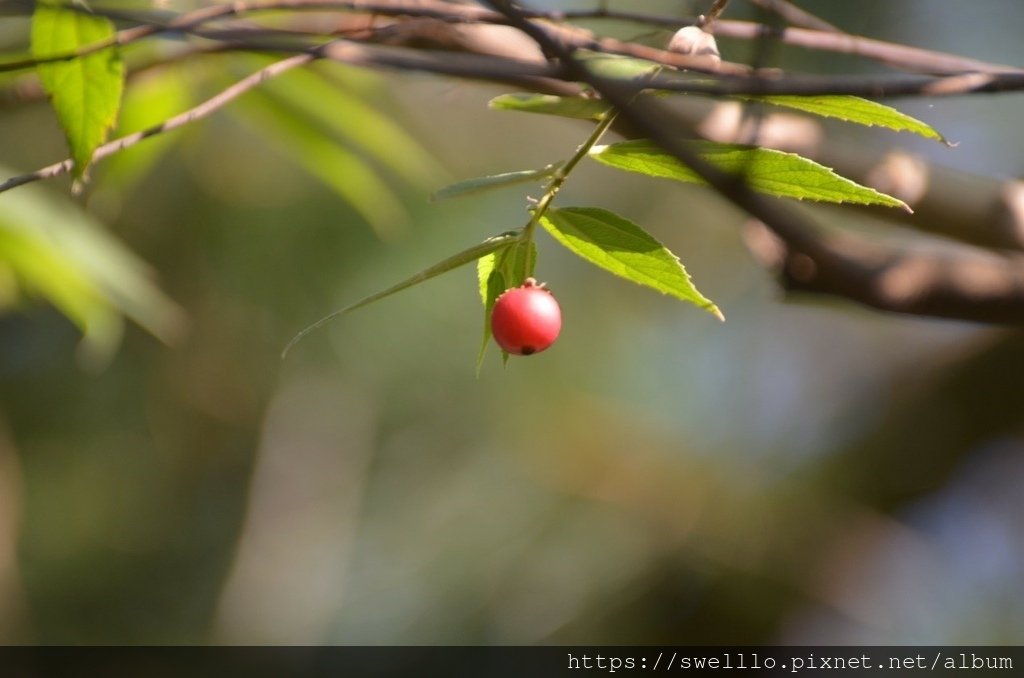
[{"xmin": 519, "ymin": 108, "xmax": 618, "ymax": 246}]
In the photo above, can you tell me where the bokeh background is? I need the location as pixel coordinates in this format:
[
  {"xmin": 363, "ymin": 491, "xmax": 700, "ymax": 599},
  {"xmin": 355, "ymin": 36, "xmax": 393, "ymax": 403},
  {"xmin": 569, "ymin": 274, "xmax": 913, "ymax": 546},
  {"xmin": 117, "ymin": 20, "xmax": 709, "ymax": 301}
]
[{"xmin": 1, "ymin": 0, "xmax": 1023, "ymax": 644}]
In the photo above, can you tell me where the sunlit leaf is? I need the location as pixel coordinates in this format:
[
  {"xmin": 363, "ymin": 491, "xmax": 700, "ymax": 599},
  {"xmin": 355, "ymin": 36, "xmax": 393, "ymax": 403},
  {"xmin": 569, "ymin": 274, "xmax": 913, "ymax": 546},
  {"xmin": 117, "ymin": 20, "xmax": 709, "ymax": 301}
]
[
  {"xmin": 747, "ymin": 94, "xmax": 951, "ymax": 145},
  {"xmin": 575, "ymin": 50, "xmax": 664, "ymax": 81},
  {"xmin": 539, "ymin": 207, "xmax": 722, "ymax": 320},
  {"xmin": 590, "ymin": 139, "xmax": 909, "ymax": 211},
  {"xmin": 31, "ymin": 2, "xmax": 124, "ymax": 182},
  {"xmin": 432, "ymin": 165, "xmax": 560, "ymax": 202},
  {"xmin": 476, "ymin": 237, "xmax": 535, "ymax": 371},
  {"xmin": 284, "ymin": 232, "xmax": 519, "ymax": 358},
  {"xmin": 101, "ymin": 68, "xmax": 194, "ymax": 190},
  {"xmin": 489, "ymin": 93, "xmax": 610, "ymax": 121}
]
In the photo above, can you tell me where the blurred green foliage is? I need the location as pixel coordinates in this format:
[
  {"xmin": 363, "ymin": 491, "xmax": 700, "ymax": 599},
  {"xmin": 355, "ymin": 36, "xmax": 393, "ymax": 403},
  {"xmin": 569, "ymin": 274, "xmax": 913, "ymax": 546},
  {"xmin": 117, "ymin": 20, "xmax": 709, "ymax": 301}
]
[{"xmin": 0, "ymin": 0, "xmax": 1023, "ymax": 646}]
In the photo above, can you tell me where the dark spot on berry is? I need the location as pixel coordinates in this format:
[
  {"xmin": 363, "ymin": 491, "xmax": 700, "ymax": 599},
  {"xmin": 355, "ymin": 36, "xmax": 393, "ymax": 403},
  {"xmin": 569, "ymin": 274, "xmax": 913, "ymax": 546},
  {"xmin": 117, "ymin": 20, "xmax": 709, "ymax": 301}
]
[{"xmin": 521, "ymin": 346, "xmax": 536, "ymax": 356}]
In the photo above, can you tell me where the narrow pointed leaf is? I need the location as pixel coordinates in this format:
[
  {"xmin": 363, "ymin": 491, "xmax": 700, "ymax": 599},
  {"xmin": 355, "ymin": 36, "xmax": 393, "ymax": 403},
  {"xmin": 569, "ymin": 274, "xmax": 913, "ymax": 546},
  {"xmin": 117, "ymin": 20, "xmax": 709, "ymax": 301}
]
[
  {"xmin": 489, "ymin": 93, "xmax": 610, "ymax": 121},
  {"xmin": 747, "ymin": 94, "xmax": 950, "ymax": 145},
  {"xmin": 575, "ymin": 51, "xmax": 664, "ymax": 81},
  {"xmin": 591, "ymin": 139, "xmax": 909, "ymax": 211},
  {"xmin": 284, "ymin": 233, "xmax": 519, "ymax": 358},
  {"xmin": 32, "ymin": 3, "xmax": 124, "ymax": 182},
  {"xmin": 476, "ymin": 262, "xmax": 504, "ymax": 373},
  {"xmin": 477, "ymin": 251, "xmax": 500, "ymax": 306},
  {"xmin": 475, "ymin": 238, "xmax": 535, "ymax": 372},
  {"xmin": 432, "ymin": 165, "xmax": 561, "ymax": 202},
  {"xmin": 539, "ymin": 207, "xmax": 722, "ymax": 320}
]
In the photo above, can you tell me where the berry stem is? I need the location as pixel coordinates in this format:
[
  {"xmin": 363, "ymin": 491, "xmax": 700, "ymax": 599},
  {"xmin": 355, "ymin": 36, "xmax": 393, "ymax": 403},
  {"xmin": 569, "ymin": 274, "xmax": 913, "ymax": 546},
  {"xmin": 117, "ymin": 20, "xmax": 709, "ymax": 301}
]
[{"xmin": 519, "ymin": 108, "xmax": 618, "ymax": 248}]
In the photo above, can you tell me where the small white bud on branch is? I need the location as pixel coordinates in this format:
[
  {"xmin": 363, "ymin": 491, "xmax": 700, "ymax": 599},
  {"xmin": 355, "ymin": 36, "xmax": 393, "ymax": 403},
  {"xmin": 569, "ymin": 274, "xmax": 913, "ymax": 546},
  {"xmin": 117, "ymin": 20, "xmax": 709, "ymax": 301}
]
[{"xmin": 667, "ymin": 25, "xmax": 721, "ymax": 69}]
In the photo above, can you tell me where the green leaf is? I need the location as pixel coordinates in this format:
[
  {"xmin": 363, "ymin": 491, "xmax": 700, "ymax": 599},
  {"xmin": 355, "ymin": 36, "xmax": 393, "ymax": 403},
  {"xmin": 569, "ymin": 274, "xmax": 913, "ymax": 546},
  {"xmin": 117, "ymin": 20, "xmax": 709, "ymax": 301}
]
[
  {"xmin": 432, "ymin": 165, "xmax": 561, "ymax": 202},
  {"xmin": 747, "ymin": 94, "xmax": 951, "ymax": 145},
  {"xmin": 590, "ymin": 139, "xmax": 910, "ymax": 211},
  {"xmin": 477, "ymin": 252, "xmax": 498, "ymax": 306},
  {"xmin": 31, "ymin": 2, "xmax": 124, "ymax": 182},
  {"xmin": 0, "ymin": 171, "xmax": 184, "ymax": 368},
  {"xmin": 283, "ymin": 232, "xmax": 519, "ymax": 358},
  {"xmin": 539, "ymin": 207, "xmax": 723, "ymax": 320},
  {"xmin": 575, "ymin": 50, "xmax": 664, "ymax": 81},
  {"xmin": 475, "ymin": 238, "xmax": 536, "ymax": 372},
  {"xmin": 101, "ymin": 67, "xmax": 194, "ymax": 190},
  {"xmin": 476, "ymin": 254, "xmax": 504, "ymax": 372},
  {"xmin": 489, "ymin": 93, "xmax": 610, "ymax": 121}
]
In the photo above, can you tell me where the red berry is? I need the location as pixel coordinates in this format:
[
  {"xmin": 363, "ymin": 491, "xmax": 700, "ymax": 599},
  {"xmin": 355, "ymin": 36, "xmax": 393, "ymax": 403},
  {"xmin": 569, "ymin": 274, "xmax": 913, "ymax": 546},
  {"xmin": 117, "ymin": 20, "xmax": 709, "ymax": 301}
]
[{"xmin": 491, "ymin": 278, "xmax": 562, "ymax": 356}]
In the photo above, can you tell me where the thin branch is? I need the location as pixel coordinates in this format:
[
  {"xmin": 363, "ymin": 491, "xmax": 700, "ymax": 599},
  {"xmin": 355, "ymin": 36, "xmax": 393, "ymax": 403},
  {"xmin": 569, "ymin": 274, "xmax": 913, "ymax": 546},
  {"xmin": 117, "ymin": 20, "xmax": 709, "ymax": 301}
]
[
  {"xmin": 558, "ymin": 10, "xmax": 1019, "ymax": 75},
  {"xmin": 0, "ymin": 52, "xmax": 314, "ymax": 195},
  {"xmin": 645, "ymin": 70, "xmax": 1024, "ymax": 97},
  {"xmin": 711, "ymin": 20, "xmax": 1021, "ymax": 75},
  {"xmin": 7, "ymin": 22, "xmax": 1023, "ymax": 126},
  {"xmin": 21, "ymin": 0, "xmax": 1024, "ymax": 99},
  {"xmin": 699, "ymin": 0, "xmax": 730, "ymax": 29},
  {"xmin": 270, "ymin": 35, "xmax": 1024, "ymax": 97},
  {"xmin": 9, "ymin": 0, "xmax": 1015, "ymax": 80},
  {"xmin": 320, "ymin": 40, "xmax": 562, "ymax": 82},
  {"xmin": 202, "ymin": 40, "xmax": 1024, "ymax": 98},
  {"xmin": 746, "ymin": 0, "xmax": 840, "ymax": 33},
  {"xmin": 0, "ymin": 0, "xmax": 495, "ymax": 73},
  {"xmin": 0, "ymin": 3, "xmax": 237, "ymax": 73}
]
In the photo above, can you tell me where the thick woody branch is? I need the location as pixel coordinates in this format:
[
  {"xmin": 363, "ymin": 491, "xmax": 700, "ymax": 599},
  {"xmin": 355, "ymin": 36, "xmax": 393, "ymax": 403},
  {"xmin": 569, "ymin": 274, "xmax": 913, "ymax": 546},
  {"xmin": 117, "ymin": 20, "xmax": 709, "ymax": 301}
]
[{"xmin": 744, "ymin": 221, "xmax": 1024, "ymax": 324}]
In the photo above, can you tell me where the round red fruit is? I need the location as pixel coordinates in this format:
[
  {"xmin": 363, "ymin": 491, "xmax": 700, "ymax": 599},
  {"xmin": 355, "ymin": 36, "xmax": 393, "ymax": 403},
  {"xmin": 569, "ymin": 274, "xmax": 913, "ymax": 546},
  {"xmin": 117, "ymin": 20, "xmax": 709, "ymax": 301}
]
[{"xmin": 491, "ymin": 278, "xmax": 562, "ymax": 356}]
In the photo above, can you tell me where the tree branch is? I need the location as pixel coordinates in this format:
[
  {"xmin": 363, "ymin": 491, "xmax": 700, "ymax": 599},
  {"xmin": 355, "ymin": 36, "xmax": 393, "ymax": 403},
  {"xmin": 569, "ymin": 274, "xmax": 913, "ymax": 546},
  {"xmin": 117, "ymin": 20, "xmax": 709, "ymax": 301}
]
[
  {"xmin": 744, "ymin": 220, "xmax": 1024, "ymax": 324},
  {"xmin": 0, "ymin": 52, "xmax": 315, "ymax": 194},
  {"xmin": 711, "ymin": 20, "xmax": 1021, "ymax": 75},
  {"xmin": 558, "ymin": 9, "xmax": 1020, "ymax": 75},
  {"xmin": 746, "ymin": 0, "xmax": 840, "ymax": 33}
]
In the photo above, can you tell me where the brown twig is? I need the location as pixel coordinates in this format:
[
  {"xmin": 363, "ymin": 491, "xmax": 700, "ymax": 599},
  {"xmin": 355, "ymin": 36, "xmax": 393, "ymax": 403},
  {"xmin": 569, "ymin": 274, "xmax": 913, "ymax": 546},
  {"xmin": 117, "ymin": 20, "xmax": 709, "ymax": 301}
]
[
  {"xmin": 240, "ymin": 37, "xmax": 1024, "ymax": 97},
  {"xmin": 6, "ymin": 26, "xmax": 1024, "ymax": 197},
  {"xmin": 699, "ymin": 0, "xmax": 730, "ymax": 29},
  {"xmin": 558, "ymin": 10, "xmax": 1018, "ymax": 75},
  {"xmin": 746, "ymin": 0, "xmax": 840, "ymax": 33},
  {"xmin": 645, "ymin": 70, "xmax": 1024, "ymax": 97},
  {"xmin": 710, "ymin": 20, "xmax": 1020, "ymax": 75},
  {"xmin": 0, "ymin": 52, "xmax": 314, "ymax": 194},
  {"xmin": 6, "ymin": 0, "xmax": 1017, "ymax": 79}
]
